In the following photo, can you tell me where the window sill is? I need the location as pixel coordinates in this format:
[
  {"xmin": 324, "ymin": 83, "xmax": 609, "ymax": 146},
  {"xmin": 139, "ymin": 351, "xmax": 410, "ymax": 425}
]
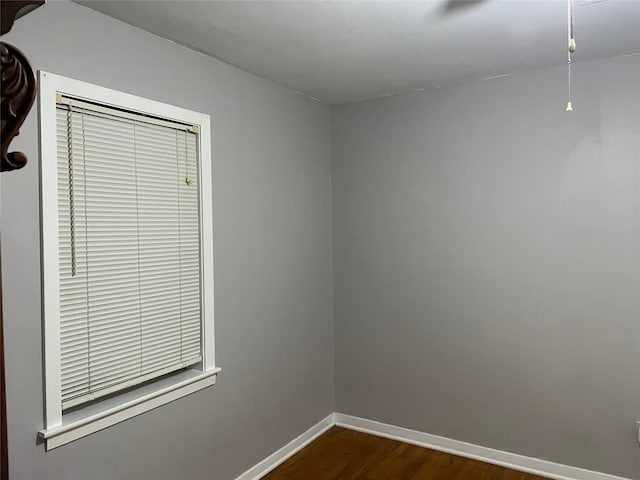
[{"xmin": 38, "ymin": 367, "xmax": 221, "ymax": 450}]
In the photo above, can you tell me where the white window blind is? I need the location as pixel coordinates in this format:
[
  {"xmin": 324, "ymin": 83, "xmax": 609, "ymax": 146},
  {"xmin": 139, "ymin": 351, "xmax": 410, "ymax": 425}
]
[{"xmin": 56, "ymin": 99, "xmax": 202, "ymax": 410}]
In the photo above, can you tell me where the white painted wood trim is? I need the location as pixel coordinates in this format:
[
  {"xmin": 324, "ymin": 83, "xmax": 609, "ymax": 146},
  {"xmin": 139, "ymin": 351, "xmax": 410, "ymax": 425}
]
[
  {"xmin": 39, "ymin": 368, "xmax": 220, "ymax": 450},
  {"xmin": 234, "ymin": 414, "xmax": 336, "ymax": 480},
  {"xmin": 39, "ymin": 70, "xmax": 63, "ymax": 428},
  {"xmin": 198, "ymin": 113, "xmax": 215, "ymax": 371},
  {"xmin": 334, "ymin": 413, "xmax": 633, "ymax": 480},
  {"xmin": 39, "ymin": 71, "xmax": 211, "ymax": 127}
]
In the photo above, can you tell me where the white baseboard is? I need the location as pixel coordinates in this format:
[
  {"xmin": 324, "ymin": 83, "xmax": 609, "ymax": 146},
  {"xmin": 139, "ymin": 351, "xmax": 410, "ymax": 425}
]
[
  {"xmin": 234, "ymin": 413, "xmax": 335, "ymax": 480},
  {"xmin": 334, "ymin": 413, "xmax": 633, "ymax": 480},
  {"xmin": 234, "ymin": 412, "xmax": 632, "ymax": 480}
]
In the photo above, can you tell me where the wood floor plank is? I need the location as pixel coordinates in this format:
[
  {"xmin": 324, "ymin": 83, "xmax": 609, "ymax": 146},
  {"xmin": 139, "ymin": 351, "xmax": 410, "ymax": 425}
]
[
  {"xmin": 483, "ymin": 464, "xmax": 512, "ymax": 480},
  {"xmin": 262, "ymin": 427, "xmax": 550, "ymax": 480},
  {"xmin": 362, "ymin": 442, "xmax": 437, "ymax": 480}
]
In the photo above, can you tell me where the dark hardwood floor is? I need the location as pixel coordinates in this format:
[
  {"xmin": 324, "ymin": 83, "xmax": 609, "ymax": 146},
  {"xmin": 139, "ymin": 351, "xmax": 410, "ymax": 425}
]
[{"xmin": 263, "ymin": 427, "xmax": 549, "ymax": 480}]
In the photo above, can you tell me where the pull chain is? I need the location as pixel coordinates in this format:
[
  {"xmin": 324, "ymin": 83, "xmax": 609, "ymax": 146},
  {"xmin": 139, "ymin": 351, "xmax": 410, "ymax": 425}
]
[{"xmin": 566, "ymin": 0, "xmax": 575, "ymax": 112}]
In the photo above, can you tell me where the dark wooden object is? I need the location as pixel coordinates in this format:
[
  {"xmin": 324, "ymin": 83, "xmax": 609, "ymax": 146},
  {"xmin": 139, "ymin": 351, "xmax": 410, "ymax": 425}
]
[
  {"xmin": 1, "ymin": 1, "xmax": 44, "ymax": 34},
  {"xmin": 1, "ymin": 40, "xmax": 36, "ymax": 171},
  {"xmin": 263, "ymin": 427, "xmax": 551, "ymax": 480},
  {"xmin": 1, "ymin": 1, "xmax": 42, "ymax": 172},
  {"xmin": 1, "ymin": 1, "xmax": 44, "ymax": 478}
]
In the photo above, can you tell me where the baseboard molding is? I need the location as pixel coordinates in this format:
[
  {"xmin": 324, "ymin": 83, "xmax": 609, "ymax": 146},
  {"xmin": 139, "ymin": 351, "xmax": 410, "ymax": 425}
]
[
  {"xmin": 334, "ymin": 413, "xmax": 632, "ymax": 480},
  {"xmin": 234, "ymin": 413, "xmax": 335, "ymax": 480},
  {"xmin": 234, "ymin": 412, "xmax": 632, "ymax": 480}
]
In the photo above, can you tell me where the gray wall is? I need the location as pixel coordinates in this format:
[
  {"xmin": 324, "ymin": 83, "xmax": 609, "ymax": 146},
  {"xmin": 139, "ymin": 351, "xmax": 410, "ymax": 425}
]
[
  {"xmin": 1, "ymin": 2, "xmax": 334, "ymax": 479},
  {"xmin": 332, "ymin": 54, "xmax": 640, "ymax": 479}
]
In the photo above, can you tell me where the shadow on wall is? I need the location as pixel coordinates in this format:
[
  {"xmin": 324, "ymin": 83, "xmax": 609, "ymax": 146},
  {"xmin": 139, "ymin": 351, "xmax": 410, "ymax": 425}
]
[{"xmin": 440, "ymin": 0, "xmax": 488, "ymax": 16}]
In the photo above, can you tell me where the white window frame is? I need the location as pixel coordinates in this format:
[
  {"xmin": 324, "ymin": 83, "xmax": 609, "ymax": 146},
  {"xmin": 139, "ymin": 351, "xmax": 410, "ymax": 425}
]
[{"xmin": 37, "ymin": 71, "xmax": 219, "ymax": 450}]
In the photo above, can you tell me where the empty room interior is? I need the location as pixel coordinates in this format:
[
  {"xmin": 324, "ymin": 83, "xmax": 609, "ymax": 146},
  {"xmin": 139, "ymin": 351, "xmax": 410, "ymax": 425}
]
[{"xmin": 1, "ymin": 0, "xmax": 639, "ymax": 479}]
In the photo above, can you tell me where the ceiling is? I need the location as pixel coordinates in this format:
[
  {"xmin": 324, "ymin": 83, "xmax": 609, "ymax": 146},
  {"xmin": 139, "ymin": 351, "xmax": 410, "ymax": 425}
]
[{"xmin": 75, "ymin": 0, "xmax": 640, "ymax": 104}]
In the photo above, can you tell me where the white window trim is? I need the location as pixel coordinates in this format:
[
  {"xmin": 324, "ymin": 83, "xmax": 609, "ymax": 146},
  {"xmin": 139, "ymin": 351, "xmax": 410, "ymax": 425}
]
[{"xmin": 37, "ymin": 71, "xmax": 219, "ymax": 450}]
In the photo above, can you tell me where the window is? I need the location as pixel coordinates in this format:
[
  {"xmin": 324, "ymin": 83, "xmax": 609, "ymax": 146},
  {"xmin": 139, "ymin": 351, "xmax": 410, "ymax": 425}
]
[{"xmin": 38, "ymin": 72, "xmax": 218, "ymax": 450}]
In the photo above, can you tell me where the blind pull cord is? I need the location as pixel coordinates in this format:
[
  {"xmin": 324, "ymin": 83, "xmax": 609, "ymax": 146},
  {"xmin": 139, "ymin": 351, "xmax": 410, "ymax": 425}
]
[
  {"xmin": 66, "ymin": 105, "xmax": 77, "ymax": 276},
  {"xmin": 185, "ymin": 130, "xmax": 192, "ymax": 186}
]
